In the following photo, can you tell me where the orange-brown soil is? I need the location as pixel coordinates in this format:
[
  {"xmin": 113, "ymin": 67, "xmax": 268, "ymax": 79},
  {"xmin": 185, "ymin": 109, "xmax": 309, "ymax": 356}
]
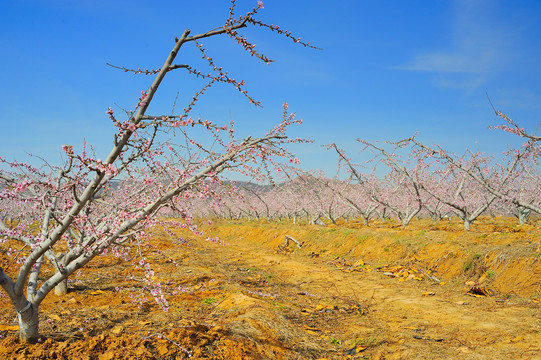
[{"xmin": 0, "ymin": 216, "xmax": 540, "ymax": 359}]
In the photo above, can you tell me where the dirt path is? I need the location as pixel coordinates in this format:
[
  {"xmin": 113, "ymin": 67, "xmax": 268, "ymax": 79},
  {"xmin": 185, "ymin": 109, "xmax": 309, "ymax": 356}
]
[{"xmin": 185, "ymin": 232, "xmax": 541, "ymax": 359}]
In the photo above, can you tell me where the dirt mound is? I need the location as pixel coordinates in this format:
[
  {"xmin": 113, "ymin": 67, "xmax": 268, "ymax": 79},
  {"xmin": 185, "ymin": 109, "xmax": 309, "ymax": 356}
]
[
  {"xmin": 0, "ymin": 325, "xmax": 278, "ymax": 360},
  {"xmin": 209, "ymin": 217, "xmax": 541, "ymax": 297}
]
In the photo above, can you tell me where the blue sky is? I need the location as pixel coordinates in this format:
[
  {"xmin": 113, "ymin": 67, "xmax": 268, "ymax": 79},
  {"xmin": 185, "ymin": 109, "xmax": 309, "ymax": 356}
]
[{"xmin": 1, "ymin": 0, "xmax": 540, "ymax": 176}]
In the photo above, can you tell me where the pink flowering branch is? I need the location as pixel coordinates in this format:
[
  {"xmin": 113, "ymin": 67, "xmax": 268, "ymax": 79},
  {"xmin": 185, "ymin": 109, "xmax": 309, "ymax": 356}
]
[
  {"xmin": 0, "ymin": 0, "xmax": 313, "ymax": 344},
  {"xmin": 486, "ymin": 94, "xmax": 540, "ymax": 142}
]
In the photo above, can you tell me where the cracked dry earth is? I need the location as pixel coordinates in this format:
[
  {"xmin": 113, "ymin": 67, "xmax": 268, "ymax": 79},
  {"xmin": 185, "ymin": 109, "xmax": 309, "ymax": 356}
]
[{"xmin": 0, "ymin": 218, "xmax": 540, "ymax": 359}]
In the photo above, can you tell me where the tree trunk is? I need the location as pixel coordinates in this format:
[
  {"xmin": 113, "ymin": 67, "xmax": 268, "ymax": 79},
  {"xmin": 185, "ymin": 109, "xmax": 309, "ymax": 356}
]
[
  {"xmin": 1, "ymin": 270, "xmax": 41, "ymax": 343},
  {"xmin": 18, "ymin": 302, "xmax": 40, "ymax": 343},
  {"xmin": 516, "ymin": 207, "xmax": 531, "ymax": 225},
  {"xmin": 54, "ymin": 278, "xmax": 68, "ymax": 295},
  {"xmin": 463, "ymin": 218, "xmax": 471, "ymax": 231}
]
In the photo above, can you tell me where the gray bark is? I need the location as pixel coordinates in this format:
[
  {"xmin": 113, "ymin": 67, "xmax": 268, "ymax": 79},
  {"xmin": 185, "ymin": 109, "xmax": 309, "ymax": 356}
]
[
  {"xmin": 54, "ymin": 278, "xmax": 68, "ymax": 296},
  {"xmin": 18, "ymin": 302, "xmax": 39, "ymax": 343}
]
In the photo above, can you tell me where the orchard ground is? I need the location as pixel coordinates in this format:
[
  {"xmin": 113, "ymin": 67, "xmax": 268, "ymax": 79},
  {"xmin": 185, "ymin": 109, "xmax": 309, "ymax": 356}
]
[{"xmin": 0, "ymin": 216, "xmax": 540, "ymax": 359}]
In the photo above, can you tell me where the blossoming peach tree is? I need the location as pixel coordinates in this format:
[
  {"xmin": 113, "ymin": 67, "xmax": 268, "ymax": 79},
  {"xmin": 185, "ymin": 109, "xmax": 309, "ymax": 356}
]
[
  {"xmin": 0, "ymin": 1, "xmax": 313, "ymax": 343},
  {"xmin": 349, "ymin": 108, "xmax": 540, "ymax": 229}
]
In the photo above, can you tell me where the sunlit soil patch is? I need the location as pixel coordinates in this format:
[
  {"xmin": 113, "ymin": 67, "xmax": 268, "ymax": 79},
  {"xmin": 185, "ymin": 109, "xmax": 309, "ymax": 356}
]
[{"xmin": 0, "ymin": 216, "xmax": 540, "ymax": 359}]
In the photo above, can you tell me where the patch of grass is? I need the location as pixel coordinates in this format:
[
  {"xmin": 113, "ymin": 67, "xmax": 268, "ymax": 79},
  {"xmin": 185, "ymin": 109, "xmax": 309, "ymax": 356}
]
[
  {"xmin": 463, "ymin": 253, "xmax": 481, "ymax": 272},
  {"xmin": 384, "ymin": 247, "xmax": 390, "ymax": 252},
  {"xmin": 202, "ymin": 297, "xmax": 217, "ymax": 305},
  {"xmin": 416, "ymin": 230, "xmax": 426, "ymax": 237},
  {"xmin": 354, "ymin": 335, "xmax": 385, "ymax": 347},
  {"xmin": 330, "ymin": 337, "xmax": 341, "ymax": 346},
  {"xmin": 341, "ymin": 228, "xmax": 354, "ymax": 237},
  {"xmin": 355, "ymin": 336, "xmax": 376, "ymax": 346},
  {"xmin": 486, "ymin": 270, "xmax": 495, "ymax": 278},
  {"xmin": 355, "ymin": 234, "xmax": 368, "ymax": 245}
]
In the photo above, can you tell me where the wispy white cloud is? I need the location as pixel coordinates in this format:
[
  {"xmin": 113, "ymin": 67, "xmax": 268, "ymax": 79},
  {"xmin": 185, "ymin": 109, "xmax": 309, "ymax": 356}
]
[
  {"xmin": 395, "ymin": 0, "xmax": 515, "ymax": 89},
  {"xmin": 431, "ymin": 76, "xmax": 485, "ymax": 93},
  {"xmin": 491, "ymin": 89, "xmax": 541, "ymax": 111},
  {"xmin": 402, "ymin": 50, "xmax": 501, "ymax": 74}
]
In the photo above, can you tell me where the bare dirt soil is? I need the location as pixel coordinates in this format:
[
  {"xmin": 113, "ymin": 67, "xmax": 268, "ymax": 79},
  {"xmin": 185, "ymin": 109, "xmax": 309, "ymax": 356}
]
[{"xmin": 1, "ymin": 217, "xmax": 540, "ymax": 359}]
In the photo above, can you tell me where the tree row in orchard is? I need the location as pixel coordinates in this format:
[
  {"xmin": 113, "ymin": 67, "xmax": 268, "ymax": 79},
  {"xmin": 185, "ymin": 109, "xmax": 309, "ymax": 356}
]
[{"xmin": 199, "ymin": 117, "xmax": 539, "ymax": 230}]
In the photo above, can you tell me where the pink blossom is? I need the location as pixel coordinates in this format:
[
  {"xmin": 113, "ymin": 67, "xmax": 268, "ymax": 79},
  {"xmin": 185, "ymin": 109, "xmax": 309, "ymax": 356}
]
[
  {"xmin": 258, "ymin": 1, "xmax": 264, "ymax": 8},
  {"xmin": 14, "ymin": 180, "xmax": 28, "ymax": 192},
  {"xmin": 61, "ymin": 144, "xmax": 73, "ymax": 154}
]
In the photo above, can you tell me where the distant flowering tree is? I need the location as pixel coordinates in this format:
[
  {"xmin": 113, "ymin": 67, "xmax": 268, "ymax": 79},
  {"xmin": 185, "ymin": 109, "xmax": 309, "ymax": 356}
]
[
  {"xmin": 332, "ymin": 141, "xmax": 423, "ymax": 227},
  {"xmin": 278, "ymin": 168, "xmax": 348, "ymax": 225},
  {"xmin": 370, "ymin": 105, "xmax": 541, "ymax": 229},
  {"xmin": 422, "ymin": 153, "xmax": 497, "ymax": 231},
  {"xmin": 506, "ymin": 171, "xmax": 540, "ymax": 224},
  {"xmin": 328, "ymin": 143, "xmax": 380, "ymax": 226},
  {"xmin": 371, "ymin": 169, "xmax": 423, "ymax": 227},
  {"xmin": 358, "ymin": 136, "xmax": 502, "ymax": 230},
  {"xmin": 489, "ymin": 109, "xmax": 541, "ymax": 217},
  {"xmin": 334, "ymin": 179, "xmax": 379, "ymax": 226},
  {"xmin": 414, "ymin": 159, "xmax": 452, "ymax": 223},
  {"xmin": 403, "ymin": 109, "xmax": 541, "ymax": 227},
  {"xmin": 0, "ymin": 1, "xmax": 314, "ymax": 343}
]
